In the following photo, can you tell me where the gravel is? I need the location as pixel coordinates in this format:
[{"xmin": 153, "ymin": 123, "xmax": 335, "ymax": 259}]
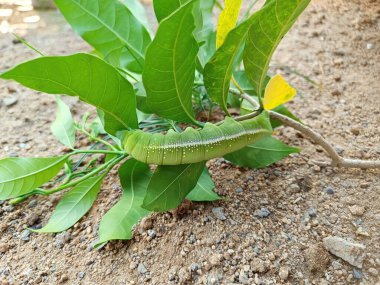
[
  {"xmin": 211, "ymin": 207, "xmax": 226, "ymax": 221},
  {"xmin": 255, "ymin": 208, "xmax": 271, "ymax": 218}
]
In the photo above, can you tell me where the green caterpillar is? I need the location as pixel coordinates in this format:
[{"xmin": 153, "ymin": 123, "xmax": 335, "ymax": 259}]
[{"xmin": 123, "ymin": 111, "xmax": 272, "ymax": 165}]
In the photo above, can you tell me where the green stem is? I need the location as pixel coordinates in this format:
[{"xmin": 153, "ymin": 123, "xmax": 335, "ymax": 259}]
[
  {"xmin": 9, "ymin": 155, "xmax": 126, "ymax": 204},
  {"xmin": 36, "ymin": 155, "xmax": 125, "ymax": 196},
  {"xmin": 76, "ymin": 125, "xmax": 118, "ymax": 151},
  {"xmin": 71, "ymin": 149, "xmax": 124, "ymax": 155}
]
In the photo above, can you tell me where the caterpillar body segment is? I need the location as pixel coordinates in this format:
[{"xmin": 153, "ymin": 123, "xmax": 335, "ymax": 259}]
[{"xmin": 124, "ymin": 111, "xmax": 272, "ymax": 165}]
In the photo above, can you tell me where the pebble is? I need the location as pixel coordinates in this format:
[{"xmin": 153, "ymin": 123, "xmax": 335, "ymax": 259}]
[
  {"xmin": 352, "ymin": 268, "xmax": 362, "ymax": 280},
  {"xmin": 20, "ymin": 230, "xmax": 31, "ymax": 241},
  {"xmin": 140, "ymin": 217, "xmax": 153, "ymax": 230},
  {"xmin": 325, "ymin": 186, "xmax": 335, "ymax": 195},
  {"xmin": 129, "ymin": 262, "xmax": 137, "ymax": 270},
  {"xmin": 3, "ymin": 205, "xmax": 14, "ymax": 212},
  {"xmin": 366, "ymin": 43, "xmax": 374, "ymax": 50},
  {"xmin": 238, "ymin": 270, "xmax": 249, "ymax": 284},
  {"xmin": 3, "ymin": 96, "xmax": 18, "ymax": 107},
  {"xmin": 279, "ymin": 266, "xmax": 290, "ymax": 281},
  {"xmin": 27, "ymin": 200, "xmax": 38, "ymax": 208},
  {"xmin": 188, "ymin": 234, "xmax": 196, "ymax": 244},
  {"xmin": 0, "ymin": 243, "xmax": 9, "ymax": 254},
  {"xmin": 77, "ymin": 272, "xmax": 85, "ymax": 279},
  {"xmin": 137, "ymin": 263, "xmax": 148, "ymax": 275},
  {"xmin": 250, "ymin": 258, "xmax": 268, "ymax": 273},
  {"xmin": 212, "ymin": 207, "xmax": 226, "ymax": 221},
  {"xmin": 368, "ymin": 268, "xmax": 378, "ymax": 276},
  {"xmin": 235, "ymin": 187, "xmax": 243, "ymax": 193},
  {"xmin": 189, "ymin": 263, "xmax": 200, "ymax": 272},
  {"xmin": 304, "ymin": 243, "xmax": 330, "ymax": 273},
  {"xmin": 307, "ymin": 207, "xmax": 317, "ymax": 218},
  {"xmin": 59, "ymin": 274, "xmax": 68, "ymax": 283},
  {"xmin": 323, "ymin": 236, "xmax": 365, "ymax": 268},
  {"xmin": 350, "ymin": 128, "xmax": 360, "ymax": 136},
  {"xmin": 147, "ymin": 229, "xmax": 156, "ymax": 239},
  {"xmin": 26, "ymin": 213, "xmax": 39, "ymax": 225},
  {"xmin": 348, "ymin": 205, "xmax": 365, "ymax": 216},
  {"xmin": 255, "ymin": 208, "xmax": 271, "ymax": 218},
  {"xmin": 55, "ymin": 232, "xmax": 71, "ymax": 248}
]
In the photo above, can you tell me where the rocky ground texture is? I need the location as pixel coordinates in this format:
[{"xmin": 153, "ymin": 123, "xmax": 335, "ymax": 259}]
[{"xmin": 0, "ymin": 0, "xmax": 379, "ymax": 284}]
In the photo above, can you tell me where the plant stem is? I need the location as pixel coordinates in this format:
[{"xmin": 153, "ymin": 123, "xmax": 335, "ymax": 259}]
[
  {"xmin": 268, "ymin": 111, "xmax": 380, "ymax": 169},
  {"xmin": 36, "ymin": 155, "xmax": 125, "ymax": 196},
  {"xmin": 71, "ymin": 149, "xmax": 124, "ymax": 155},
  {"xmin": 76, "ymin": 125, "xmax": 118, "ymax": 151},
  {"xmin": 9, "ymin": 155, "xmax": 126, "ymax": 204}
]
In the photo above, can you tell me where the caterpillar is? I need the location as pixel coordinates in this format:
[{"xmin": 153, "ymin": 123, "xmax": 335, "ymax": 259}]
[{"xmin": 123, "ymin": 111, "xmax": 272, "ymax": 165}]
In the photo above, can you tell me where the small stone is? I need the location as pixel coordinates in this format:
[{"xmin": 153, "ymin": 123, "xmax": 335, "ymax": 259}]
[
  {"xmin": 189, "ymin": 263, "xmax": 200, "ymax": 272},
  {"xmin": 352, "ymin": 268, "xmax": 362, "ymax": 280},
  {"xmin": 238, "ymin": 270, "xmax": 249, "ymax": 284},
  {"xmin": 140, "ymin": 217, "xmax": 153, "ymax": 230},
  {"xmin": 129, "ymin": 262, "xmax": 137, "ymax": 270},
  {"xmin": 20, "ymin": 229, "xmax": 31, "ymax": 241},
  {"xmin": 366, "ymin": 43, "xmax": 374, "ymax": 50},
  {"xmin": 348, "ymin": 205, "xmax": 365, "ymax": 216},
  {"xmin": 325, "ymin": 186, "xmax": 334, "ymax": 195},
  {"xmin": 178, "ymin": 267, "xmax": 191, "ymax": 282},
  {"xmin": 77, "ymin": 272, "xmax": 85, "ymax": 279},
  {"xmin": 3, "ymin": 96, "xmax": 18, "ymax": 107},
  {"xmin": 323, "ymin": 236, "xmax": 365, "ymax": 268},
  {"xmin": 235, "ymin": 187, "xmax": 243, "ymax": 193},
  {"xmin": 209, "ymin": 254, "xmax": 223, "ymax": 266},
  {"xmin": 212, "ymin": 207, "xmax": 226, "ymax": 221},
  {"xmin": 27, "ymin": 200, "xmax": 38, "ymax": 208},
  {"xmin": 331, "ymin": 90, "xmax": 342, "ymax": 96},
  {"xmin": 304, "ymin": 243, "xmax": 330, "ymax": 273},
  {"xmin": 137, "ymin": 263, "xmax": 148, "ymax": 275},
  {"xmin": 368, "ymin": 268, "xmax": 378, "ymax": 276},
  {"xmin": 26, "ymin": 213, "xmax": 39, "ymax": 226},
  {"xmin": 308, "ymin": 207, "xmax": 317, "ymax": 218},
  {"xmin": 279, "ymin": 266, "xmax": 290, "ymax": 281},
  {"xmin": 351, "ymin": 128, "xmax": 360, "ymax": 136},
  {"xmin": 0, "ymin": 243, "xmax": 9, "ymax": 254},
  {"xmin": 3, "ymin": 205, "xmax": 14, "ymax": 212},
  {"xmin": 255, "ymin": 208, "xmax": 271, "ymax": 218},
  {"xmin": 59, "ymin": 274, "xmax": 68, "ymax": 283},
  {"xmin": 188, "ymin": 234, "xmax": 196, "ymax": 244},
  {"xmin": 289, "ymin": 183, "xmax": 301, "ymax": 193},
  {"xmin": 55, "ymin": 232, "xmax": 71, "ymax": 248},
  {"xmin": 147, "ymin": 229, "xmax": 156, "ymax": 239},
  {"xmin": 250, "ymin": 258, "xmax": 268, "ymax": 273}
]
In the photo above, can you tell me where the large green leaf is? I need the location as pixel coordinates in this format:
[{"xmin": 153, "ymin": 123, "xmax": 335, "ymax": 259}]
[
  {"xmin": 224, "ymin": 136, "xmax": 299, "ymax": 169},
  {"xmin": 121, "ymin": 0, "xmax": 151, "ymax": 33},
  {"xmin": 1, "ymin": 53, "xmax": 138, "ymax": 134},
  {"xmin": 51, "ymin": 96, "xmax": 75, "ymax": 149},
  {"xmin": 243, "ymin": 0, "xmax": 310, "ymax": 99},
  {"xmin": 204, "ymin": 15, "xmax": 257, "ymax": 113},
  {"xmin": 186, "ymin": 168, "xmax": 220, "ymax": 202},
  {"xmin": 143, "ymin": 1, "xmax": 199, "ymax": 124},
  {"xmin": 0, "ymin": 156, "xmax": 68, "ymax": 200},
  {"xmin": 35, "ymin": 174, "xmax": 105, "ymax": 233},
  {"xmin": 95, "ymin": 159, "xmax": 151, "ymax": 246},
  {"xmin": 54, "ymin": 0, "xmax": 151, "ymax": 73},
  {"xmin": 142, "ymin": 162, "xmax": 205, "ymax": 212},
  {"xmin": 153, "ymin": 0, "xmax": 187, "ymax": 22}
]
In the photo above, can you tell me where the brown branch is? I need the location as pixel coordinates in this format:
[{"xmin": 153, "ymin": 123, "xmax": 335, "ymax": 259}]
[{"xmin": 268, "ymin": 111, "xmax": 380, "ymax": 169}]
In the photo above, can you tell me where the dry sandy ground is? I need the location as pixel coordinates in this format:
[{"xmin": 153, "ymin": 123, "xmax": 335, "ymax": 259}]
[{"xmin": 0, "ymin": 0, "xmax": 379, "ymax": 284}]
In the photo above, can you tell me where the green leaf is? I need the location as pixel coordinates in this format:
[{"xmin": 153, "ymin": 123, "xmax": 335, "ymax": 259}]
[
  {"xmin": 204, "ymin": 16, "xmax": 255, "ymax": 113},
  {"xmin": 186, "ymin": 168, "xmax": 220, "ymax": 202},
  {"xmin": 51, "ymin": 96, "xmax": 75, "ymax": 149},
  {"xmin": 142, "ymin": 162, "xmax": 205, "ymax": 212},
  {"xmin": 54, "ymin": 0, "xmax": 151, "ymax": 73},
  {"xmin": 243, "ymin": 0, "xmax": 310, "ymax": 99},
  {"xmin": 95, "ymin": 159, "xmax": 151, "ymax": 246},
  {"xmin": 153, "ymin": 0, "xmax": 187, "ymax": 22},
  {"xmin": 120, "ymin": 0, "xmax": 151, "ymax": 33},
  {"xmin": 224, "ymin": 136, "xmax": 299, "ymax": 169},
  {"xmin": 35, "ymin": 174, "xmax": 105, "ymax": 233},
  {"xmin": 143, "ymin": 1, "xmax": 199, "ymax": 124},
  {"xmin": 0, "ymin": 156, "xmax": 68, "ymax": 200},
  {"xmin": 193, "ymin": 0, "xmax": 216, "ymax": 66},
  {"xmin": 1, "ymin": 53, "xmax": 138, "ymax": 135}
]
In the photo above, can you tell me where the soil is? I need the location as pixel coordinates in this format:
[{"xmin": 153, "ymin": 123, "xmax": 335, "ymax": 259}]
[{"xmin": 0, "ymin": 0, "xmax": 380, "ymax": 284}]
